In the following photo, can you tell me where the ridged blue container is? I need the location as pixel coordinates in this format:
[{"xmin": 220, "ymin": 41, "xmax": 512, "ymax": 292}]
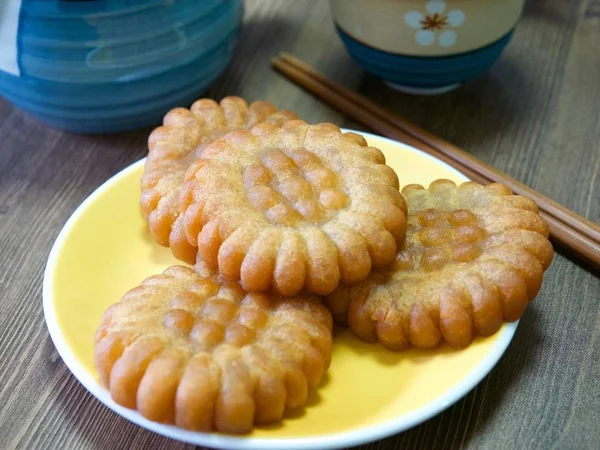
[{"xmin": 0, "ymin": 0, "xmax": 244, "ymax": 133}]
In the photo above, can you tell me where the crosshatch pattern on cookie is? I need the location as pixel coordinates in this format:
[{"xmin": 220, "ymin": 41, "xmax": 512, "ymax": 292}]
[
  {"xmin": 140, "ymin": 97, "xmax": 298, "ymax": 264},
  {"xmin": 180, "ymin": 120, "xmax": 408, "ymax": 296},
  {"xmin": 95, "ymin": 266, "xmax": 332, "ymax": 434},
  {"xmin": 326, "ymin": 179, "xmax": 553, "ymax": 351}
]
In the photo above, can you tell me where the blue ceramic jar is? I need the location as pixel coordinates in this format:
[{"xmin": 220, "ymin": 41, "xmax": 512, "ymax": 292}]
[{"xmin": 0, "ymin": 0, "xmax": 244, "ymax": 133}]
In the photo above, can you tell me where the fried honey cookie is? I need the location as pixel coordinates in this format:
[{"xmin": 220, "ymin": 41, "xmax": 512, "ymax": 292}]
[
  {"xmin": 140, "ymin": 97, "xmax": 297, "ymax": 264},
  {"xmin": 95, "ymin": 266, "xmax": 332, "ymax": 434},
  {"xmin": 326, "ymin": 179, "xmax": 553, "ymax": 350},
  {"xmin": 180, "ymin": 120, "xmax": 407, "ymax": 296}
]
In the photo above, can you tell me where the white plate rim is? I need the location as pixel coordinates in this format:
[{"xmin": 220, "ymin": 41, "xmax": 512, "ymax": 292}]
[{"xmin": 43, "ymin": 130, "xmax": 518, "ymax": 450}]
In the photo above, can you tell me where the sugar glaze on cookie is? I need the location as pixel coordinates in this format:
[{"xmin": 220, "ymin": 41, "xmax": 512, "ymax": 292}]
[
  {"xmin": 181, "ymin": 120, "xmax": 407, "ymax": 296},
  {"xmin": 326, "ymin": 179, "xmax": 553, "ymax": 351},
  {"xmin": 95, "ymin": 266, "xmax": 332, "ymax": 434},
  {"xmin": 141, "ymin": 97, "xmax": 297, "ymax": 264}
]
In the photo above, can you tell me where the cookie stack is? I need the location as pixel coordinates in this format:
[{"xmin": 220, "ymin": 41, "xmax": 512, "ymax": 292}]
[{"xmin": 94, "ymin": 97, "xmax": 553, "ymax": 434}]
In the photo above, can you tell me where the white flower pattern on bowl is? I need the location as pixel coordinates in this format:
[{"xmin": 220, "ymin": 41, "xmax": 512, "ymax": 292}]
[{"xmin": 405, "ymin": 1, "xmax": 465, "ymax": 48}]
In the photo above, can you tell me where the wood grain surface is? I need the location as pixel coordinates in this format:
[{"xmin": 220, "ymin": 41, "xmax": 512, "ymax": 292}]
[{"xmin": 1, "ymin": 1, "xmax": 598, "ymax": 448}]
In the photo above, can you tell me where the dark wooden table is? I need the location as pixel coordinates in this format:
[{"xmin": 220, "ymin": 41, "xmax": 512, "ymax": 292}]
[{"xmin": 1, "ymin": 1, "xmax": 599, "ymax": 448}]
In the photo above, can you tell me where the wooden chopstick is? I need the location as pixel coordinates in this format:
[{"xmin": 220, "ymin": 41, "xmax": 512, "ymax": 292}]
[
  {"xmin": 277, "ymin": 52, "xmax": 600, "ymax": 246},
  {"xmin": 272, "ymin": 54, "xmax": 600, "ymax": 271}
]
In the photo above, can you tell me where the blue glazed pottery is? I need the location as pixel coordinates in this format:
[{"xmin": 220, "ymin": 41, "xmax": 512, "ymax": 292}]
[
  {"xmin": 0, "ymin": 0, "xmax": 244, "ymax": 133},
  {"xmin": 330, "ymin": 0, "xmax": 525, "ymax": 95}
]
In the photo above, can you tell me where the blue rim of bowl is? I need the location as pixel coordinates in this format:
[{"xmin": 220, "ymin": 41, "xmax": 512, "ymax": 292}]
[{"xmin": 335, "ymin": 24, "xmax": 514, "ymax": 88}]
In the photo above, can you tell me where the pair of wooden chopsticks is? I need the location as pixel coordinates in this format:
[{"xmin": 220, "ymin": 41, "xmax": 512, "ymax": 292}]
[{"xmin": 272, "ymin": 52, "xmax": 600, "ymax": 271}]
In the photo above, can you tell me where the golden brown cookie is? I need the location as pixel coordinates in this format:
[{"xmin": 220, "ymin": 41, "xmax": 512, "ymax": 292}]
[
  {"xmin": 94, "ymin": 266, "xmax": 332, "ymax": 434},
  {"xmin": 326, "ymin": 179, "xmax": 553, "ymax": 350},
  {"xmin": 140, "ymin": 97, "xmax": 297, "ymax": 264},
  {"xmin": 180, "ymin": 120, "xmax": 407, "ymax": 296}
]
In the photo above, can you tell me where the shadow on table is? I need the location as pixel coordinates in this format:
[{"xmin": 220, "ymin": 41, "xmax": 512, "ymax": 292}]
[
  {"xmin": 461, "ymin": 307, "xmax": 544, "ymax": 436},
  {"xmin": 313, "ymin": 48, "xmax": 537, "ymax": 162},
  {"xmin": 521, "ymin": 0, "xmax": 572, "ymax": 23},
  {"xmin": 50, "ymin": 373, "xmax": 193, "ymax": 449}
]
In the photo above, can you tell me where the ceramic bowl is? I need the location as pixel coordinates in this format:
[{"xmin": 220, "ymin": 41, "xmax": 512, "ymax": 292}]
[
  {"xmin": 0, "ymin": 0, "xmax": 243, "ymax": 133},
  {"xmin": 330, "ymin": 0, "xmax": 525, "ymax": 95}
]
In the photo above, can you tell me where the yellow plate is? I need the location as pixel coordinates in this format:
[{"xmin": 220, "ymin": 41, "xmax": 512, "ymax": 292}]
[{"xmin": 43, "ymin": 131, "xmax": 516, "ymax": 449}]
